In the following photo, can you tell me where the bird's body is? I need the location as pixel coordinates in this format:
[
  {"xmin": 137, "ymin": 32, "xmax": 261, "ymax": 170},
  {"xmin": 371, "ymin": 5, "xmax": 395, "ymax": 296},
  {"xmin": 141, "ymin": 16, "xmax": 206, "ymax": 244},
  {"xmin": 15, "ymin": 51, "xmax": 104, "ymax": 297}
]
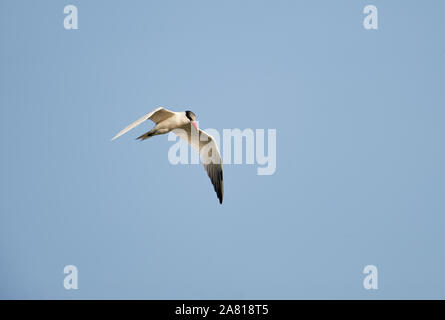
[{"xmin": 112, "ymin": 107, "xmax": 224, "ymax": 204}]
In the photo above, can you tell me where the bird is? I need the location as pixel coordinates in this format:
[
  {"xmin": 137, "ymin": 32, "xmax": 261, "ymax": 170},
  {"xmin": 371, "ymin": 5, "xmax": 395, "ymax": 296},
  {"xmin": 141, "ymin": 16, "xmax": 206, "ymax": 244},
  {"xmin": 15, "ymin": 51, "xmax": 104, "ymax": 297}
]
[{"xmin": 112, "ymin": 107, "xmax": 224, "ymax": 204}]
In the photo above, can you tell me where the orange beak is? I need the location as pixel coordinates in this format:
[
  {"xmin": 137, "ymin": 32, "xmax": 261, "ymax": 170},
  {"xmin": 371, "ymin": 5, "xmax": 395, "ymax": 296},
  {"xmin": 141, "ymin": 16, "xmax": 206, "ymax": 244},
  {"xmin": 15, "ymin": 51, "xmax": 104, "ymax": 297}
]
[{"xmin": 192, "ymin": 121, "xmax": 198, "ymax": 130}]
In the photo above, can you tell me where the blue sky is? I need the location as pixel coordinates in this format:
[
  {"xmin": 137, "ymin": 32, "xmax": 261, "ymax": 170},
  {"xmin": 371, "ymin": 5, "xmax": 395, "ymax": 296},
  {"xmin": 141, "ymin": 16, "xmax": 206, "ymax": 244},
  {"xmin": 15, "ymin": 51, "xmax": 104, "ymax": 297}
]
[{"xmin": 1, "ymin": 0, "xmax": 444, "ymax": 299}]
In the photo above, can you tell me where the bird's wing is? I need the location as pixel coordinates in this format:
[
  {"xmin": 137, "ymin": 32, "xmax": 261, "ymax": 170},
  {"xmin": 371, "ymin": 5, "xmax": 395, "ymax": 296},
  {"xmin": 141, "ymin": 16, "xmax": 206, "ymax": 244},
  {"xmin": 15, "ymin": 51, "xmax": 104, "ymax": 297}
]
[
  {"xmin": 174, "ymin": 126, "xmax": 224, "ymax": 204},
  {"xmin": 111, "ymin": 107, "xmax": 176, "ymax": 141}
]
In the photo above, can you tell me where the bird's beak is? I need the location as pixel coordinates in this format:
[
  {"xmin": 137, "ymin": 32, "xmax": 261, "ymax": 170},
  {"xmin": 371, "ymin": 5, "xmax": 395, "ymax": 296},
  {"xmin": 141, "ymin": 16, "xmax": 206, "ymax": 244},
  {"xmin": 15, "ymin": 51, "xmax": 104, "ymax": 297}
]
[{"xmin": 192, "ymin": 121, "xmax": 198, "ymax": 130}]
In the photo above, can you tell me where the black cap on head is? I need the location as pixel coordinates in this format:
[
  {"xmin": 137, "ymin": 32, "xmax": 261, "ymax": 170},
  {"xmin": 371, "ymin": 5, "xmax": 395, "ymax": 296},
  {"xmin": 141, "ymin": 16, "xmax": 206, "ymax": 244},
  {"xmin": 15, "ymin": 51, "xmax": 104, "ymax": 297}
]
[{"xmin": 185, "ymin": 110, "xmax": 196, "ymax": 121}]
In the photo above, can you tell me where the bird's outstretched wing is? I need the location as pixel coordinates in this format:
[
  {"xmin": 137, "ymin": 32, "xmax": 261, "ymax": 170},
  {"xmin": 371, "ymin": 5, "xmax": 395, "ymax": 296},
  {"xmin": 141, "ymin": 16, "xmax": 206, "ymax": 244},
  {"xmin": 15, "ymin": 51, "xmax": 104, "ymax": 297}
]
[
  {"xmin": 174, "ymin": 126, "xmax": 224, "ymax": 204},
  {"xmin": 111, "ymin": 107, "xmax": 175, "ymax": 141}
]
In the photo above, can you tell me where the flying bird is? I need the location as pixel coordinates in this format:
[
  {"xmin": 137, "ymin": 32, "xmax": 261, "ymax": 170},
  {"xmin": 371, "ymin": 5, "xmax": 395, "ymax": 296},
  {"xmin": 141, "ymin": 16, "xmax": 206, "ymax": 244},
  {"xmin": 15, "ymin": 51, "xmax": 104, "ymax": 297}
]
[{"xmin": 112, "ymin": 107, "xmax": 223, "ymax": 204}]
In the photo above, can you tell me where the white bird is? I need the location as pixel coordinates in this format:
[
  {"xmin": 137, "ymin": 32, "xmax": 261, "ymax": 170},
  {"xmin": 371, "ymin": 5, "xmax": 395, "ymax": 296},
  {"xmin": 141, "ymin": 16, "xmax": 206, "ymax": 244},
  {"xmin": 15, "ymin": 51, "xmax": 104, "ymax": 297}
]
[{"xmin": 112, "ymin": 107, "xmax": 224, "ymax": 204}]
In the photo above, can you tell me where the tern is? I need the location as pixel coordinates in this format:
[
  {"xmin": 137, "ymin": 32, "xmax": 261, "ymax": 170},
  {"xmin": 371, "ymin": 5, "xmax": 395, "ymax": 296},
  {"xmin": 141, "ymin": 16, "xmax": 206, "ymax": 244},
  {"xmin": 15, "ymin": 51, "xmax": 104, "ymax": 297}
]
[{"xmin": 112, "ymin": 107, "xmax": 224, "ymax": 204}]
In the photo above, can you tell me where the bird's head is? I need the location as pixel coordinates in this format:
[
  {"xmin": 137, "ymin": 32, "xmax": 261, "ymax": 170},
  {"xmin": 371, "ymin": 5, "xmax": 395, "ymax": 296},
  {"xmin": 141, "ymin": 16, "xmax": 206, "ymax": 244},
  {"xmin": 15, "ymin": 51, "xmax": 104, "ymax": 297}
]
[{"xmin": 185, "ymin": 110, "xmax": 198, "ymax": 130}]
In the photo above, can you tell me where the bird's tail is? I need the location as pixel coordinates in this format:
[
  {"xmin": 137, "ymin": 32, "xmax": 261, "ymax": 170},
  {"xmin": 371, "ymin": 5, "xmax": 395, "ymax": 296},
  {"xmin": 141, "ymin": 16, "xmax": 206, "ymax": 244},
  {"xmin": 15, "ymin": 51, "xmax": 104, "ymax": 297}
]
[{"xmin": 136, "ymin": 129, "xmax": 156, "ymax": 141}]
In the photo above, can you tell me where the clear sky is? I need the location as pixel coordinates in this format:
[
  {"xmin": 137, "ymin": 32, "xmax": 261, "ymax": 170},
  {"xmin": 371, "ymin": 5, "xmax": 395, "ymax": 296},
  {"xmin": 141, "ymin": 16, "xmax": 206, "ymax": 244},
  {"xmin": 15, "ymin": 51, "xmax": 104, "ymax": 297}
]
[{"xmin": 1, "ymin": 0, "xmax": 444, "ymax": 299}]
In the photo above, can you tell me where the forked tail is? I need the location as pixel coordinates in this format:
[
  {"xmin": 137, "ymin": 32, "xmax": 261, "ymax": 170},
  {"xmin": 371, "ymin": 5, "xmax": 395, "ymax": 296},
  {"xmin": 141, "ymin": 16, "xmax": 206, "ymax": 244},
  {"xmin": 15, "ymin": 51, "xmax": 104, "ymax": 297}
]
[{"xmin": 136, "ymin": 129, "xmax": 156, "ymax": 141}]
